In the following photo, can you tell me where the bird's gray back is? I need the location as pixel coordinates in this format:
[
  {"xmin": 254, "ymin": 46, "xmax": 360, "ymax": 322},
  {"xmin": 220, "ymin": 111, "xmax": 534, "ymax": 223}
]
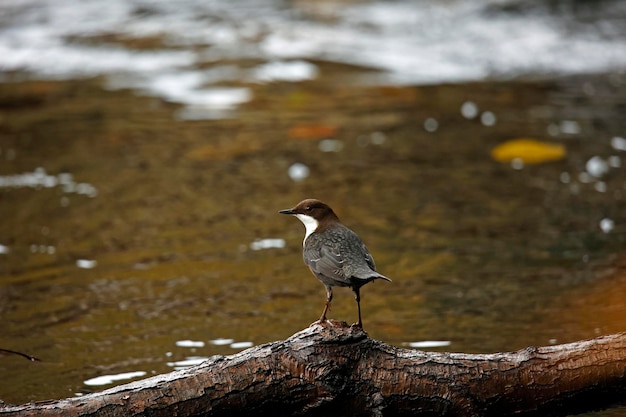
[{"xmin": 303, "ymin": 223, "xmax": 381, "ymax": 286}]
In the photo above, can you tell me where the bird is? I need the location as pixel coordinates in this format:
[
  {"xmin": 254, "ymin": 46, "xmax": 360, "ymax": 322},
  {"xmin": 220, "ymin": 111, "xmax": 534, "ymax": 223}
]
[{"xmin": 279, "ymin": 199, "xmax": 391, "ymax": 328}]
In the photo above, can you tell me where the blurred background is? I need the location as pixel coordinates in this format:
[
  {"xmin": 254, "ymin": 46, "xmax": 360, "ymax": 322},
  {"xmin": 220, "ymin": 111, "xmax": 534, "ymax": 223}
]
[{"xmin": 1, "ymin": 0, "xmax": 625, "ymax": 413}]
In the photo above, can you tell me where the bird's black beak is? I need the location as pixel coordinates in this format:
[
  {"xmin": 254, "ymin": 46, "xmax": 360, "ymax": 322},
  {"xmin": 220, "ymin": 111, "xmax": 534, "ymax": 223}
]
[{"xmin": 279, "ymin": 209, "xmax": 296, "ymax": 215}]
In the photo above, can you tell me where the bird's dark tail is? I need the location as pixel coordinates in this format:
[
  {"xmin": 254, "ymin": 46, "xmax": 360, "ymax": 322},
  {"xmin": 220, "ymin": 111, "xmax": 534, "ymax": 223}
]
[
  {"xmin": 354, "ymin": 271, "xmax": 392, "ymax": 282},
  {"xmin": 376, "ymin": 273, "xmax": 392, "ymax": 282}
]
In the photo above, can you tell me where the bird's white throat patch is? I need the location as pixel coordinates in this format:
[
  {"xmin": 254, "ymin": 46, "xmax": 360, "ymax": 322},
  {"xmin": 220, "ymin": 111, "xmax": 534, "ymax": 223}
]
[{"xmin": 294, "ymin": 214, "xmax": 319, "ymax": 246}]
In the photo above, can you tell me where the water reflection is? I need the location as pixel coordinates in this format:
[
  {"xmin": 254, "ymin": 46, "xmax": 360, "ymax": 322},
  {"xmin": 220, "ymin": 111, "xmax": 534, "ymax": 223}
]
[
  {"xmin": 0, "ymin": 168, "xmax": 97, "ymax": 198},
  {"xmin": 480, "ymin": 111, "xmax": 497, "ymax": 127},
  {"xmin": 460, "ymin": 101, "xmax": 479, "ymax": 119},
  {"xmin": 1, "ymin": 2, "xmax": 625, "ymax": 412},
  {"xmin": 166, "ymin": 339, "xmax": 254, "ymax": 370},
  {"xmin": 600, "ymin": 218, "xmax": 615, "ymax": 234},
  {"xmin": 287, "ymin": 163, "xmax": 310, "ymax": 182},
  {"xmin": 0, "ymin": 64, "xmax": 625, "ymax": 410},
  {"xmin": 252, "ymin": 60, "xmax": 318, "ymax": 82},
  {"xmin": 404, "ymin": 340, "xmax": 451, "ymax": 349},
  {"xmin": 612, "ymin": 136, "xmax": 626, "ymax": 151},
  {"xmin": 230, "ymin": 341, "xmax": 254, "ymax": 349},
  {"xmin": 175, "ymin": 340, "xmax": 205, "ymax": 348},
  {"xmin": 585, "ymin": 156, "xmax": 608, "ymax": 178},
  {"xmin": 210, "ymin": 338, "xmax": 235, "ymax": 346},
  {"xmin": 423, "ymin": 118, "xmax": 438, "ymax": 133},
  {"xmin": 166, "ymin": 357, "xmax": 209, "ymax": 370},
  {"xmin": 83, "ymin": 371, "xmax": 147, "ymax": 387},
  {"xmin": 76, "ymin": 259, "xmax": 97, "ymax": 269},
  {"xmin": 250, "ymin": 238, "xmax": 286, "ymax": 251},
  {"xmin": 318, "ymin": 139, "xmax": 344, "ymax": 153}
]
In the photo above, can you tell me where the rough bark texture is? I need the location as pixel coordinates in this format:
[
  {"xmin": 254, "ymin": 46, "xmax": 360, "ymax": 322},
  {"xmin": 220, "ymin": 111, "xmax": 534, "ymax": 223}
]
[{"xmin": 2, "ymin": 322, "xmax": 626, "ymax": 417}]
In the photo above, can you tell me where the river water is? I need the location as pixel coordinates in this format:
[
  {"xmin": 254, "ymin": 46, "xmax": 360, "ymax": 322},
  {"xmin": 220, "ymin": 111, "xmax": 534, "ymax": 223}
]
[{"xmin": 1, "ymin": 0, "xmax": 626, "ymax": 413}]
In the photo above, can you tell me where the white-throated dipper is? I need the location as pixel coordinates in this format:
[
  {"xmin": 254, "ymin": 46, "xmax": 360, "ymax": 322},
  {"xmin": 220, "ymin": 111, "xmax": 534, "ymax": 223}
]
[{"xmin": 280, "ymin": 199, "xmax": 391, "ymax": 328}]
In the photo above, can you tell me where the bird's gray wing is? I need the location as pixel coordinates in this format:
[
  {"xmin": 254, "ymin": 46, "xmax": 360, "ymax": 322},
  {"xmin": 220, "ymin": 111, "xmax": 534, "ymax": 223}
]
[
  {"xmin": 343, "ymin": 235, "xmax": 392, "ymax": 282},
  {"xmin": 362, "ymin": 242, "xmax": 376, "ymax": 271},
  {"xmin": 304, "ymin": 240, "xmax": 351, "ymax": 285}
]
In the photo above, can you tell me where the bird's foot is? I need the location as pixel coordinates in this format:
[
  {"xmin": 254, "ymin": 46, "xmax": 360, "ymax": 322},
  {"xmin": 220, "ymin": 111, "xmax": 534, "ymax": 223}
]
[
  {"xmin": 311, "ymin": 319, "xmax": 350, "ymax": 328},
  {"xmin": 312, "ymin": 318, "xmax": 334, "ymax": 327},
  {"xmin": 350, "ymin": 321, "xmax": 363, "ymax": 329}
]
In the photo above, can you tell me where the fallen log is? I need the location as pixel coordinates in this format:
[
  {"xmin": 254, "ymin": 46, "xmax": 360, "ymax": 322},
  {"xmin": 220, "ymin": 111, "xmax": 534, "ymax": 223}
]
[{"xmin": 2, "ymin": 321, "xmax": 625, "ymax": 417}]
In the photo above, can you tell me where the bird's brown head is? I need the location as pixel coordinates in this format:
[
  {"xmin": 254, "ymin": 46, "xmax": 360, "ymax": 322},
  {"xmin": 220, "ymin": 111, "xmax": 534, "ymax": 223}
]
[
  {"xmin": 279, "ymin": 199, "xmax": 340, "ymax": 233},
  {"xmin": 280, "ymin": 199, "xmax": 338, "ymax": 220}
]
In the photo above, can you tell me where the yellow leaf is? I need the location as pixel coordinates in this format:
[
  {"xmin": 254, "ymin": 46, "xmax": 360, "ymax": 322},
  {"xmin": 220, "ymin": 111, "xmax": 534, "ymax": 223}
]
[{"xmin": 491, "ymin": 138, "xmax": 566, "ymax": 164}]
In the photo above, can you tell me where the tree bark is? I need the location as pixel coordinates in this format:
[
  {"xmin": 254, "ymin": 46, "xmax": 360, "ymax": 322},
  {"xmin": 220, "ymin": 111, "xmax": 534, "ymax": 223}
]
[{"xmin": 2, "ymin": 321, "xmax": 625, "ymax": 417}]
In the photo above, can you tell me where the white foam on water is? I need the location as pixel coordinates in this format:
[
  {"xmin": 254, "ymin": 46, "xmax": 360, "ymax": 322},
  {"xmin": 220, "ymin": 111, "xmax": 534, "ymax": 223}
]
[{"xmin": 2, "ymin": 0, "xmax": 626, "ymax": 115}]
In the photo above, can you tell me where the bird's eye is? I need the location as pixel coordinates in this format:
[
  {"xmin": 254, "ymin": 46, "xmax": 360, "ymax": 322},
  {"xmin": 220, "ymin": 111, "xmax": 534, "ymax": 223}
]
[{"xmin": 305, "ymin": 206, "xmax": 312, "ymax": 212}]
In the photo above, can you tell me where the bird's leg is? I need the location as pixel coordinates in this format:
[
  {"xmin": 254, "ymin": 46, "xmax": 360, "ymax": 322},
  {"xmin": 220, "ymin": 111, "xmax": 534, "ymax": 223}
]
[
  {"xmin": 353, "ymin": 286, "xmax": 362, "ymax": 328},
  {"xmin": 319, "ymin": 285, "xmax": 333, "ymax": 322}
]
